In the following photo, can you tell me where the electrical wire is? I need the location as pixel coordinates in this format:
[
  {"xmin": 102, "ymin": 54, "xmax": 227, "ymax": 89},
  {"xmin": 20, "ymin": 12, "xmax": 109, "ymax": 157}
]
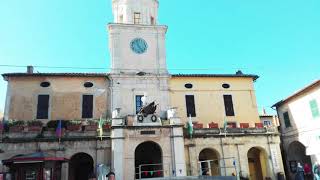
[{"xmin": 0, "ymin": 64, "xmax": 256, "ymax": 71}]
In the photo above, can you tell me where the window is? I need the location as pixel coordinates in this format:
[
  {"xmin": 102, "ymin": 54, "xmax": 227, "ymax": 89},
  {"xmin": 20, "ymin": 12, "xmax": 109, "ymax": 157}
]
[
  {"xmin": 136, "ymin": 95, "xmax": 143, "ymax": 114},
  {"xmin": 37, "ymin": 95, "xmax": 49, "ymax": 119},
  {"xmin": 223, "ymin": 95, "xmax": 235, "ymax": 116},
  {"xmin": 222, "ymin": 83, "xmax": 230, "ymax": 89},
  {"xmin": 134, "ymin": 12, "xmax": 141, "ymax": 24},
  {"xmin": 263, "ymin": 120, "xmax": 272, "ymax": 126},
  {"xmin": 184, "ymin": 83, "xmax": 193, "ymax": 89},
  {"xmin": 309, "ymin": 99, "xmax": 320, "ymax": 118},
  {"xmin": 119, "ymin": 15, "xmax": 123, "ymax": 23},
  {"xmin": 83, "ymin": 82, "xmax": 93, "ymax": 88},
  {"xmin": 40, "ymin": 82, "xmax": 50, "ymax": 87},
  {"xmin": 151, "ymin": 16, "xmax": 155, "ymax": 25},
  {"xmin": 82, "ymin": 95, "xmax": 93, "ymax": 118},
  {"xmin": 283, "ymin": 111, "xmax": 291, "ymax": 128},
  {"xmin": 185, "ymin": 95, "xmax": 196, "ymax": 117}
]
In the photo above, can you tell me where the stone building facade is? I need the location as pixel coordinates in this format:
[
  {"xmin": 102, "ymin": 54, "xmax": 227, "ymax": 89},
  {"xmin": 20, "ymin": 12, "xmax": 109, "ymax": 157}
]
[
  {"xmin": 0, "ymin": 0, "xmax": 285, "ymax": 180},
  {"xmin": 273, "ymin": 79, "xmax": 320, "ymax": 179}
]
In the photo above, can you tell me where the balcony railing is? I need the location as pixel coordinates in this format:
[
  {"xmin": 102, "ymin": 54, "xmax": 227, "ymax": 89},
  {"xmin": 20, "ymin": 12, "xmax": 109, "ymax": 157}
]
[
  {"xmin": 184, "ymin": 126, "xmax": 279, "ymax": 138},
  {"xmin": 0, "ymin": 120, "xmax": 111, "ymax": 141}
]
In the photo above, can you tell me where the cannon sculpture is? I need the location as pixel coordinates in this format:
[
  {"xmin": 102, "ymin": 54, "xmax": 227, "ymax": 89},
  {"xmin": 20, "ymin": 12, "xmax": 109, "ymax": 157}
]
[{"xmin": 137, "ymin": 101, "xmax": 159, "ymax": 123}]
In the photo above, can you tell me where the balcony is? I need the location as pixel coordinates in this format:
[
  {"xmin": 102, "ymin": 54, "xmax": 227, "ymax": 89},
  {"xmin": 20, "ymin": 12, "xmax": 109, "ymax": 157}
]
[
  {"xmin": 0, "ymin": 120, "xmax": 111, "ymax": 142},
  {"xmin": 183, "ymin": 126, "xmax": 279, "ymax": 138}
]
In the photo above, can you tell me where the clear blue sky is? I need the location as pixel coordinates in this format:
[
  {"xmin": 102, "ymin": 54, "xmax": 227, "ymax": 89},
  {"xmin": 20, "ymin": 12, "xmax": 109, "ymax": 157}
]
[{"xmin": 0, "ymin": 0, "xmax": 319, "ymax": 114}]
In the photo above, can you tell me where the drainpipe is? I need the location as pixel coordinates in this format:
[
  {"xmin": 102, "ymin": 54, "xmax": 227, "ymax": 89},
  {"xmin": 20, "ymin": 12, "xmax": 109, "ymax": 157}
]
[
  {"xmin": 236, "ymin": 143, "xmax": 242, "ymax": 179},
  {"xmin": 170, "ymin": 126, "xmax": 176, "ymax": 176},
  {"xmin": 219, "ymin": 128, "xmax": 227, "ymax": 176},
  {"xmin": 267, "ymin": 134, "xmax": 276, "ymax": 178}
]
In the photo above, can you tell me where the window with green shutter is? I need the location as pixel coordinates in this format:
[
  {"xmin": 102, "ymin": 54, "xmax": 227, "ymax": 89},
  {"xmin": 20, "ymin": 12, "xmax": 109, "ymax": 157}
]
[
  {"xmin": 309, "ymin": 99, "xmax": 320, "ymax": 118},
  {"xmin": 283, "ymin": 112, "xmax": 291, "ymax": 128}
]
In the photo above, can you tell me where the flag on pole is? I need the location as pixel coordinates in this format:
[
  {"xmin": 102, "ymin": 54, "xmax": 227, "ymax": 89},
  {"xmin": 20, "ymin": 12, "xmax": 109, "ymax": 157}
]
[
  {"xmin": 56, "ymin": 120, "xmax": 62, "ymax": 143},
  {"xmin": 223, "ymin": 118, "xmax": 228, "ymax": 137},
  {"xmin": 223, "ymin": 118, "xmax": 228, "ymax": 131},
  {"xmin": 97, "ymin": 116, "xmax": 104, "ymax": 141},
  {"xmin": 187, "ymin": 115, "xmax": 193, "ymax": 138}
]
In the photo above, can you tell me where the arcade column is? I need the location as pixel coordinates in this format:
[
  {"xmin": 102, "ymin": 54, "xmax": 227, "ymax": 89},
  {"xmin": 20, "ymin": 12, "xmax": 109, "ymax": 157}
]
[{"xmin": 111, "ymin": 127, "xmax": 125, "ymax": 180}]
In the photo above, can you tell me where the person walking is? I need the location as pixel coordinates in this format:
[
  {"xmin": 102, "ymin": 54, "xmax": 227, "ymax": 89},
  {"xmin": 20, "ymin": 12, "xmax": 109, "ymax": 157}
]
[
  {"xmin": 296, "ymin": 163, "xmax": 305, "ymax": 180},
  {"xmin": 106, "ymin": 172, "xmax": 115, "ymax": 180},
  {"xmin": 313, "ymin": 163, "xmax": 320, "ymax": 180},
  {"xmin": 304, "ymin": 163, "xmax": 312, "ymax": 180}
]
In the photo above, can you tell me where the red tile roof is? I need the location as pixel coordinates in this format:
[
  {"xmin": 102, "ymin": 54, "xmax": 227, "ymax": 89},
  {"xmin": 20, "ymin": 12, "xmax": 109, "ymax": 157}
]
[{"xmin": 272, "ymin": 79, "xmax": 320, "ymax": 107}]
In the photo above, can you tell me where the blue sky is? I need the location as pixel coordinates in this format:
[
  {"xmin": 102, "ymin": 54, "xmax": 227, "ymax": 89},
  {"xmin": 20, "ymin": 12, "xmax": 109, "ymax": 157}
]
[{"xmin": 0, "ymin": 0, "xmax": 319, "ymax": 114}]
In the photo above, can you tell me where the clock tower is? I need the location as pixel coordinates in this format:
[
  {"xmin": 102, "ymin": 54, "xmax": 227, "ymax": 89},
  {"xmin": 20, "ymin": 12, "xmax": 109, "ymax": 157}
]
[
  {"xmin": 108, "ymin": 0, "xmax": 170, "ymax": 116},
  {"xmin": 109, "ymin": 0, "xmax": 168, "ymax": 75},
  {"xmin": 108, "ymin": 2, "xmax": 186, "ymax": 179}
]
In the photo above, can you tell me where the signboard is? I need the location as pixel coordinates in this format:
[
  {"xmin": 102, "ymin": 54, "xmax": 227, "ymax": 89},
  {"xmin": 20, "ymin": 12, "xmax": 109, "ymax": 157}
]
[{"xmin": 271, "ymin": 148, "xmax": 280, "ymax": 172}]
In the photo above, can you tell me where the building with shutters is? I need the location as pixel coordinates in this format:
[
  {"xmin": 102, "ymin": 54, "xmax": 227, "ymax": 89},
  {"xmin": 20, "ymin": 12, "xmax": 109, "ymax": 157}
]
[
  {"xmin": 0, "ymin": 0, "xmax": 284, "ymax": 180},
  {"xmin": 273, "ymin": 79, "xmax": 320, "ymax": 179}
]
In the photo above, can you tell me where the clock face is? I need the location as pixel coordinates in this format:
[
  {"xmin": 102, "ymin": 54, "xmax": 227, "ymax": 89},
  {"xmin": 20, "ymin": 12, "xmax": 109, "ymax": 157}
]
[{"xmin": 130, "ymin": 38, "xmax": 148, "ymax": 54}]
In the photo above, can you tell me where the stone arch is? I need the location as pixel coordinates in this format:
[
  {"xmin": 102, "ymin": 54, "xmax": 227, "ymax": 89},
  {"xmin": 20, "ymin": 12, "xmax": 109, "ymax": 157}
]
[
  {"xmin": 287, "ymin": 141, "xmax": 312, "ymax": 176},
  {"xmin": 198, "ymin": 148, "xmax": 220, "ymax": 176},
  {"xmin": 135, "ymin": 141, "xmax": 163, "ymax": 179},
  {"xmin": 68, "ymin": 152, "xmax": 94, "ymax": 180},
  {"xmin": 287, "ymin": 141, "xmax": 311, "ymax": 163},
  {"xmin": 247, "ymin": 147, "xmax": 268, "ymax": 180}
]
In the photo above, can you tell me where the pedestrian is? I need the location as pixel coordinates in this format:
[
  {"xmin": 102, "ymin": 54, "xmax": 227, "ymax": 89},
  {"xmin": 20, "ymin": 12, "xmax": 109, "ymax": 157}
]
[
  {"xmin": 106, "ymin": 172, "xmax": 115, "ymax": 180},
  {"xmin": 296, "ymin": 162, "xmax": 305, "ymax": 180},
  {"xmin": 88, "ymin": 172, "xmax": 96, "ymax": 180},
  {"xmin": 313, "ymin": 163, "xmax": 320, "ymax": 180},
  {"xmin": 304, "ymin": 163, "xmax": 312, "ymax": 179}
]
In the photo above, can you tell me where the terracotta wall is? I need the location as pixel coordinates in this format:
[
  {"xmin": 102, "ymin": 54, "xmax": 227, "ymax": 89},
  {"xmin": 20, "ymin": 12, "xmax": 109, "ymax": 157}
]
[
  {"xmin": 5, "ymin": 76, "xmax": 109, "ymax": 122},
  {"xmin": 169, "ymin": 77, "xmax": 260, "ymax": 127}
]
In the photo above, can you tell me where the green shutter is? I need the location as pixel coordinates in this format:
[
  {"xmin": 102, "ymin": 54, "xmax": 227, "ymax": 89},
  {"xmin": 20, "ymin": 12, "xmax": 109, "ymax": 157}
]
[
  {"xmin": 309, "ymin": 99, "xmax": 320, "ymax": 118},
  {"xmin": 283, "ymin": 112, "xmax": 291, "ymax": 128}
]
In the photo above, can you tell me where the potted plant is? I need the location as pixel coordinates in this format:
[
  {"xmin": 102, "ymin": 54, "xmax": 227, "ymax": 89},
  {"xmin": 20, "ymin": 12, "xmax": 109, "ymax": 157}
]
[
  {"xmin": 8, "ymin": 119, "xmax": 25, "ymax": 132},
  {"xmin": 84, "ymin": 120, "xmax": 98, "ymax": 131},
  {"xmin": 66, "ymin": 120, "xmax": 82, "ymax": 131},
  {"xmin": 103, "ymin": 119, "xmax": 112, "ymax": 130},
  {"xmin": 26, "ymin": 120, "xmax": 43, "ymax": 132}
]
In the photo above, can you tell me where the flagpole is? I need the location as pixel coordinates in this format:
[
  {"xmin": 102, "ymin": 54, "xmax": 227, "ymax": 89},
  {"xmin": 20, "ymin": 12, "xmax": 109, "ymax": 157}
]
[
  {"xmin": 98, "ymin": 115, "xmax": 103, "ymax": 141},
  {"xmin": 56, "ymin": 120, "xmax": 62, "ymax": 145},
  {"xmin": 188, "ymin": 114, "xmax": 193, "ymax": 139}
]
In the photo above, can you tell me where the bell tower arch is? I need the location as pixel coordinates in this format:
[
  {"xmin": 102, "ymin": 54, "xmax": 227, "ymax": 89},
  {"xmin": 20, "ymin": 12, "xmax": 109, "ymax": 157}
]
[{"xmin": 112, "ymin": 0, "xmax": 159, "ymax": 25}]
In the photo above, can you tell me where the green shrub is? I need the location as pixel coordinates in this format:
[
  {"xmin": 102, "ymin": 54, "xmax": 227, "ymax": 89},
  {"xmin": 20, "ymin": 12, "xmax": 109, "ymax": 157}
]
[
  {"xmin": 7, "ymin": 120, "xmax": 25, "ymax": 127},
  {"xmin": 66, "ymin": 120, "xmax": 82, "ymax": 126},
  {"xmin": 87, "ymin": 119, "xmax": 98, "ymax": 125},
  {"xmin": 27, "ymin": 120, "xmax": 43, "ymax": 127}
]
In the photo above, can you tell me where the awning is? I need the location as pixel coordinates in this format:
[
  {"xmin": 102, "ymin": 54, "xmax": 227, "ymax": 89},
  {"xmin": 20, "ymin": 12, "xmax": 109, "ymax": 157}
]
[{"xmin": 2, "ymin": 152, "xmax": 68, "ymax": 165}]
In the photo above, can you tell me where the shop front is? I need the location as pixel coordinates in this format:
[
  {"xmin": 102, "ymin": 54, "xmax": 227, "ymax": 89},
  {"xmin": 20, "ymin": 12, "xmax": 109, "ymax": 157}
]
[{"xmin": 2, "ymin": 152, "xmax": 68, "ymax": 180}]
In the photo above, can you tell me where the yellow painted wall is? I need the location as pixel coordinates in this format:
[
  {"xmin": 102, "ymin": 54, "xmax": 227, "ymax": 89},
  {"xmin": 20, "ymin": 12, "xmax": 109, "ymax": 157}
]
[
  {"xmin": 6, "ymin": 76, "xmax": 108, "ymax": 122},
  {"xmin": 169, "ymin": 77, "xmax": 260, "ymax": 127}
]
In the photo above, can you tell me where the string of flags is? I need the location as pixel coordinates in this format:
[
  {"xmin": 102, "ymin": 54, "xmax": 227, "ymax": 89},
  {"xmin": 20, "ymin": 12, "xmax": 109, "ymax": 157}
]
[{"xmin": 142, "ymin": 170, "xmax": 162, "ymax": 176}]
